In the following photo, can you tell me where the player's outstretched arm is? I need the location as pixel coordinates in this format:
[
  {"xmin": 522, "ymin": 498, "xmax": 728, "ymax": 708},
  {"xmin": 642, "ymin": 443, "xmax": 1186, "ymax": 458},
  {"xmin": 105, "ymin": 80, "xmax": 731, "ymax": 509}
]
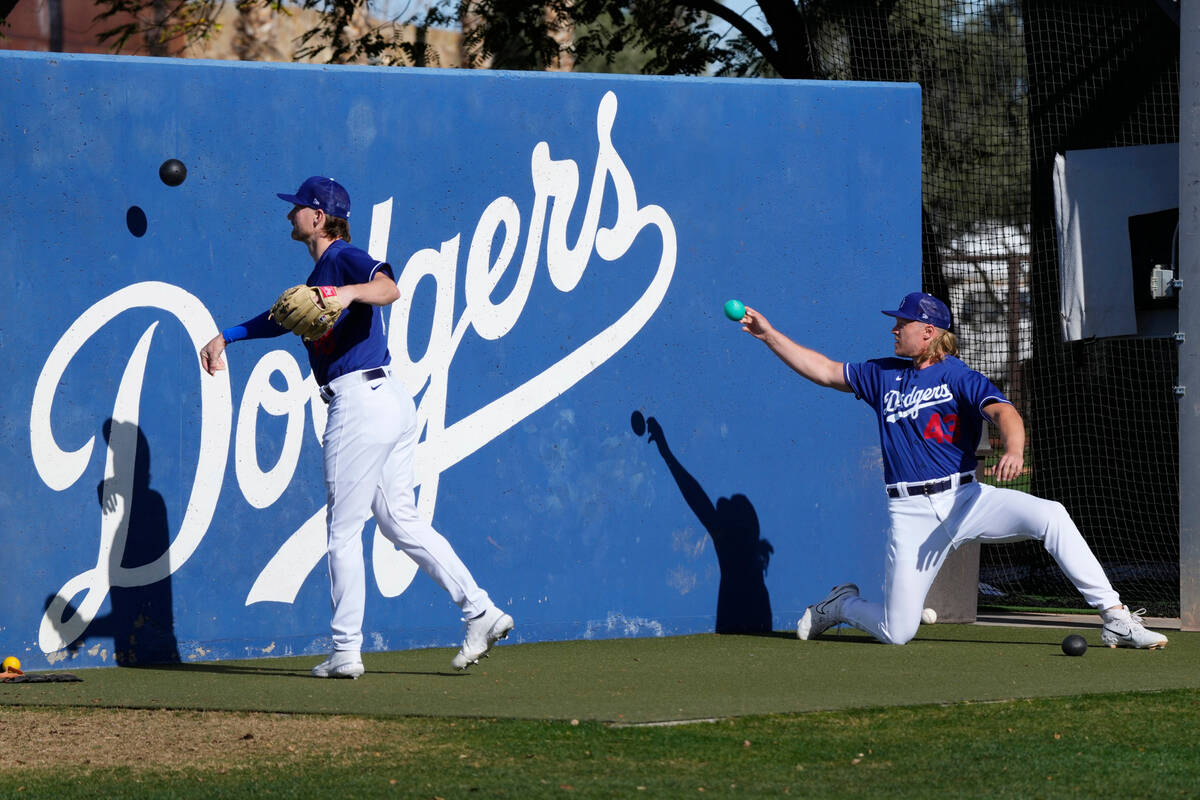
[
  {"xmin": 201, "ymin": 308, "xmax": 291, "ymax": 374},
  {"xmin": 200, "ymin": 334, "xmax": 226, "ymax": 376},
  {"xmin": 740, "ymin": 306, "xmax": 850, "ymax": 391},
  {"xmin": 983, "ymin": 401, "xmax": 1026, "ymax": 482}
]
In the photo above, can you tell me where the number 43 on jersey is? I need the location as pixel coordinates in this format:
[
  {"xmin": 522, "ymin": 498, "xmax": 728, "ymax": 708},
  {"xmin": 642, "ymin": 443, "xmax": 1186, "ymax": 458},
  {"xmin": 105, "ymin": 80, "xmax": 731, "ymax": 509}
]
[{"xmin": 923, "ymin": 412, "xmax": 957, "ymax": 443}]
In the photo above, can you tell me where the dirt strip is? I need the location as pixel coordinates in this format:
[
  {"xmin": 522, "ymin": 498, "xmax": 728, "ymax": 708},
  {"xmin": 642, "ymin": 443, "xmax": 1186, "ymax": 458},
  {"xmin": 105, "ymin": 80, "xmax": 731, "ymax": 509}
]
[{"xmin": 0, "ymin": 707, "xmax": 396, "ymax": 771}]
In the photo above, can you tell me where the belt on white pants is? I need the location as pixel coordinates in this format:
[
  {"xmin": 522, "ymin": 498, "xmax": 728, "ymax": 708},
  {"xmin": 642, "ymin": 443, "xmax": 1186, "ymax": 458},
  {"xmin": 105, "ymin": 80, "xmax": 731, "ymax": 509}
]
[
  {"xmin": 319, "ymin": 366, "xmax": 390, "ymax": 404},
  {"xmin": 885, "ymin": 472, "xmax": 975, "ymax": 498}
]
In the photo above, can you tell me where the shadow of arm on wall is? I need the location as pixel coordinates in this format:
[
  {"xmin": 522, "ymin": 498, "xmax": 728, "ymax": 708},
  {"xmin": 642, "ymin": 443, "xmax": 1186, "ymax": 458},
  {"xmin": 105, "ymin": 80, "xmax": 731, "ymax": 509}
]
[
  {"xmin": 631, "ymin": 411, "xmax": 774, "ymax": 634},
  {"xmin": 42, "ymin": 420, "xmax": 181, "ymax": 666}
]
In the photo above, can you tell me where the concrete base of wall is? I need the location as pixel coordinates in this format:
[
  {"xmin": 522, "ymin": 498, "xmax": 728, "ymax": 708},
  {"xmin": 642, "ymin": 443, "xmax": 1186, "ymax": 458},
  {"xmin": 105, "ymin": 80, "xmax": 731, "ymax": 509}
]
[{"xmin": 924, "ymin": 541, "xmax": 981, "ymax": 624}]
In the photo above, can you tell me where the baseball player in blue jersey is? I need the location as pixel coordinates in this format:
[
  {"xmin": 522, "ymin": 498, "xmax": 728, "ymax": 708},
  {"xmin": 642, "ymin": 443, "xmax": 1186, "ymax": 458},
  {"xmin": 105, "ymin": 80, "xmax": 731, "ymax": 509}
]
[
  {"xmin": 739, "ymin": 292, "xmax": 1167, "ymax": 649},
  {"xmin": 199, "ymin": 176, "xmax": 514, "ymax": 677}
]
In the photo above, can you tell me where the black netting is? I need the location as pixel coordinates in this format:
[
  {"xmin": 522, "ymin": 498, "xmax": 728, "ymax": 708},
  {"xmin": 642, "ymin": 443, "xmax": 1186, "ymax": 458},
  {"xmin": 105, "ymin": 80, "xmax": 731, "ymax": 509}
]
[{"xmin": 804, "ymin": 0, "xmax": 1180, "ymax": 615}]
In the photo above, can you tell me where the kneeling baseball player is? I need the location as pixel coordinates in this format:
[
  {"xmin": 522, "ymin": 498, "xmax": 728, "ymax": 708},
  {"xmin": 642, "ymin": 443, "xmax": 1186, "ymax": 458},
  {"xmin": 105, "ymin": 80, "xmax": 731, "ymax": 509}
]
[
  {"xmin": 200, "ymin": 176, "xmax": 514, "ymax": 677},
  {"xmin": 738, "ymin": 292, "xmax": 1167, "ymax": 650}
]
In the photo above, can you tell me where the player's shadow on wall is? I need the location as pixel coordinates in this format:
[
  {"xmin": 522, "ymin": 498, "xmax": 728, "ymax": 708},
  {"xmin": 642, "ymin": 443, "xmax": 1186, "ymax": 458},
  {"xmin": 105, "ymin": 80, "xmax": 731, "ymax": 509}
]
[
  {"xmin": 43, "ymin": 419, "xmax": 180, "ymax": 666},
  {"xmin": 632, "ymin": 411, "xmax": 774, "ymax": 634}
]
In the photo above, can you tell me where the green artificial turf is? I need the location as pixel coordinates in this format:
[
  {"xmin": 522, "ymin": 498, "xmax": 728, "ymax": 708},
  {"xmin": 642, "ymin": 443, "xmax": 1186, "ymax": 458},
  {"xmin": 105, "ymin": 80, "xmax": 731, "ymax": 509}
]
[
  {"xmin": 3, "ymin": 624, "xmax": 1195, "ymax": 723},
  {"xmin": 4, "ymin": 689, "xmax": 1200, "ymax": 799}
]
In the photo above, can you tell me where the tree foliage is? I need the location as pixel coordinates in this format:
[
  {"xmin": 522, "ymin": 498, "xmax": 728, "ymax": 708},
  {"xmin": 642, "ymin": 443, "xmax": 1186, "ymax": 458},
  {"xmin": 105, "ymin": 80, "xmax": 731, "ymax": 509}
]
[
  {"xmin": 80, "ymin": 0, "xmax": 1029, "ymax": 237},
  {"xmin": 91, "ymin": 0, "xmax": 228, "ymax": 55},
  {"xmin": 433, "ymin": 0, "xmax": 1029, "ymax": 241},
  {"xmin": 87, "ymin": 0, "xmax": 443, "ymax": 64},
  {"xmin": 424, "ymin": 0, "xmax": 815, "ymax": 76}
]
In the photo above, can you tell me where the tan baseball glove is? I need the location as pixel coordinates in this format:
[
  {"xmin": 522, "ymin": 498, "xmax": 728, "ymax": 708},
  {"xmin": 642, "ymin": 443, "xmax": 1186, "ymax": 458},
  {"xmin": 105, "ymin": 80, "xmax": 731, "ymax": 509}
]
[{"xmin": 269, "ymin": 285, "xmax": 344, "ymax": 341}]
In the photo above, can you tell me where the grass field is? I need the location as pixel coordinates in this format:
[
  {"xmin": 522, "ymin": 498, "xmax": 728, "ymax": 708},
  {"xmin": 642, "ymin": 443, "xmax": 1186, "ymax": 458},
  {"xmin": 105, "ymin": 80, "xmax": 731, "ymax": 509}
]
[{"xmin": 2, "ymin": 622, "xmax": 1196, "ymax": 798}]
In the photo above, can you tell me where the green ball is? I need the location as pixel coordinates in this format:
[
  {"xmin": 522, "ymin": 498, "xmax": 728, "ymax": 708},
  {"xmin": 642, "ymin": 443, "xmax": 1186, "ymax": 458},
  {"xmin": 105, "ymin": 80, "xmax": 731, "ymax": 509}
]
[{"xmin": 723, "ymin": 299, "xmax": 745, "ymax": 321}]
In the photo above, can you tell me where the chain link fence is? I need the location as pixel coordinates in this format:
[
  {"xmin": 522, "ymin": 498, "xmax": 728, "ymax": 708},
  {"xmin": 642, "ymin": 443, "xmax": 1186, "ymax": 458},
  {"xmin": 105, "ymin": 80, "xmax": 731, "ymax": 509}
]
[{"xmin": 804, "ymin": 0, "xmax": 1180, "ymax": 614}]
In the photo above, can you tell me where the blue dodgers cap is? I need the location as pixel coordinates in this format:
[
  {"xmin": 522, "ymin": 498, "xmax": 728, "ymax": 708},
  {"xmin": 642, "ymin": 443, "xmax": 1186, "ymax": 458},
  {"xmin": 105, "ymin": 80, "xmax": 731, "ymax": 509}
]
[
  {"xmin": 882, "ymin": 292, "xmax": 952, "ymax": 330},
  {"xmin": 277, "ymin": 176, "xmax": 351, "ymax": 219}
]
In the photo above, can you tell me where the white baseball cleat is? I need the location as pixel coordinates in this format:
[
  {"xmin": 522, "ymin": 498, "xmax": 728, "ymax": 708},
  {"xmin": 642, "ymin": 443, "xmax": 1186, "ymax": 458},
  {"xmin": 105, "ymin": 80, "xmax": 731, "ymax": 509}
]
[
  {"xmin": 797, "ymin": 583, "xmax": 859, "ymax": 640},
  {"xmin": 311, "ymin": 650, "xmax": 365, "ymax": 679},
  {"xmin": 452, "ymin": 606, "xmax": 515, "ymax": 670},
  {"xmin": 1100, "ymin": 606, "xmax": 1168, "ymax": 650}
]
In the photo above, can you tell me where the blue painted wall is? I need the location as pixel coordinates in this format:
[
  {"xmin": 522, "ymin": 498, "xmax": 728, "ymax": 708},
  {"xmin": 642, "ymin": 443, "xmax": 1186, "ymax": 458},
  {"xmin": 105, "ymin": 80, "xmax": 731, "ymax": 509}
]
[{"xmin": 1, "ymin": 51, "xmax": 920, "ymax": 668}]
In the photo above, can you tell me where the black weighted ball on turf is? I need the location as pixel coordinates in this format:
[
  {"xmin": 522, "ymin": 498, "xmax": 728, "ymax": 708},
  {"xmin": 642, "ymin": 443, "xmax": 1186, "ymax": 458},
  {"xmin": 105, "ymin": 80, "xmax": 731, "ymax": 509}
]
[
  {"xmin": 1061, "ymin": 634, "xmax": 1088, "ymax": 657},
  {"xmin": 159, "ymin": 158, "xmax": 187, "ymax": 187}
]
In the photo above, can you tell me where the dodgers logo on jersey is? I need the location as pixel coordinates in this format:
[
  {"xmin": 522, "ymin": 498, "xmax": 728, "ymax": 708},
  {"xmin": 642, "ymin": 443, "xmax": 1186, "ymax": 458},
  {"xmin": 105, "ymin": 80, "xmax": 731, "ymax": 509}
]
[{"xmin": 882, "ymin": 384, "xmax": 953, "ymax": 423}]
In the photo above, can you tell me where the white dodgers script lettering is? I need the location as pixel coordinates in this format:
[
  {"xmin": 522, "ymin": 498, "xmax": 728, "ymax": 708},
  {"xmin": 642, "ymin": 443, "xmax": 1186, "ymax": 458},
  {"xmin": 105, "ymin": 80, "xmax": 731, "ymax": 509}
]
[{"xmin": 31, "ymin": 91, "xmax": 676, "ymax": 653}]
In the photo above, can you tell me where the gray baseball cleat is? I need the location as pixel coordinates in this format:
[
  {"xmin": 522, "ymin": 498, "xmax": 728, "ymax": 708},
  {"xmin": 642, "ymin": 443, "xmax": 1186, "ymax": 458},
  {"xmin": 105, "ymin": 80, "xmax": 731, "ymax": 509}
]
[
  {"xmin": 452, "ymin": 606, "xmax": 515, "ymax": 670},
  {"xmin": 797, "ymin": 583, "xmax": 860, "ymax": 640},
  {"xmin": 1100, "ymin": 606, "xmax": 1168, "ymax": 650},
  {"xmin": 311, "ymin": 650, "xmax": 365, "ymax": 679}
]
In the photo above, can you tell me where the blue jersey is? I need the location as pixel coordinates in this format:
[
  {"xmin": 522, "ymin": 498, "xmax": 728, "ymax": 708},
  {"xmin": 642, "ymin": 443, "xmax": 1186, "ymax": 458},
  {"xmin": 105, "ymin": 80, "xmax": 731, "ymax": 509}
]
[
  {"xmin": 305, "ymin": 239, "xmax": 394, "ymax": 386},
  {"xmin": 842, "ymin": 355, "xmax": 1010, "ymax": 484}
]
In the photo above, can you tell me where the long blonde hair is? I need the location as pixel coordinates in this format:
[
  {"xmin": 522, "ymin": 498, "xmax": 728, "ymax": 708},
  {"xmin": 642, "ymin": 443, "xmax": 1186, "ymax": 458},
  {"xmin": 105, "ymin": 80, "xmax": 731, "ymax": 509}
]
[{"xmin": 916, "ymin": 329, "xmax": 958, "ymax": 367}]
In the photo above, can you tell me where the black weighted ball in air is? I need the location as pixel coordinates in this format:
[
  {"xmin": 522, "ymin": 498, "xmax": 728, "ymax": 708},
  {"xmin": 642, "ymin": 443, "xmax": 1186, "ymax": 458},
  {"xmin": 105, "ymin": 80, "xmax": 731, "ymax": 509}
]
[{"xmin": 159, "ymin": 158, "xmax": 187, "ymax": 187}]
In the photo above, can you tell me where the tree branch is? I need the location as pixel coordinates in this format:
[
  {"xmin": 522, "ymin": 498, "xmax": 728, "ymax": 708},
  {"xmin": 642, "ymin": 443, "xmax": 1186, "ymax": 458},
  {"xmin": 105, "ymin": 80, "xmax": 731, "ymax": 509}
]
[{"xmin": 685, "ymin": 0, "xmax": 783, "ymax": 73}]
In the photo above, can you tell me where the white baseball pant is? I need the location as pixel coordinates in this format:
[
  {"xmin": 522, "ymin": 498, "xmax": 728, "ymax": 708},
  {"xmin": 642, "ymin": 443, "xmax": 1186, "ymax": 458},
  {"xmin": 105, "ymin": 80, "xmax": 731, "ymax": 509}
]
[
  {"xmin": 322, "ymin": 369, "xmax": 491, "ymax": 652},
  {"xmin": 841, "ymin": 479, "xmax": 1121, "ymax": 645}
]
